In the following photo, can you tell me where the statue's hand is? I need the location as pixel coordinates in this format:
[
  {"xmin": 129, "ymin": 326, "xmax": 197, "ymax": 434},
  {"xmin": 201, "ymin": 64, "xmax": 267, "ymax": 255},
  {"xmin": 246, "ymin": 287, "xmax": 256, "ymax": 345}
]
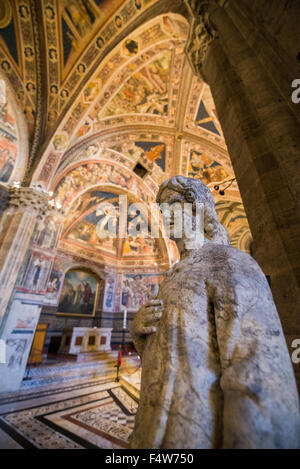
[{"xmin": 132, "ymin": 299, "xmax": 163, "ymax": 337}]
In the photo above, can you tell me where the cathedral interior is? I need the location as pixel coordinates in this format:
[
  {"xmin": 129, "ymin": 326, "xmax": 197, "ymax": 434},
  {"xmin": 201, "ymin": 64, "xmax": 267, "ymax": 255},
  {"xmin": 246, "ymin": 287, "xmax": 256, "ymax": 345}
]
[{"xmin": 0, "ymin": 0, "xmax": 299, "ymax": 450}]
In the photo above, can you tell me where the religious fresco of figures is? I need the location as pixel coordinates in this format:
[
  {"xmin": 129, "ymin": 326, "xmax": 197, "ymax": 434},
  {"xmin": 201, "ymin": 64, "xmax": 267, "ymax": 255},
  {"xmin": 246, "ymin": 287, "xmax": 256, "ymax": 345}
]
[
  {"xmin": 103, "ymin": 276, "xmax": 115, "ymax": 312},
  {"xmin": 121, "ymin": 273, "xmax": 161, "ymax": 312},
  {"xmin": 53, "ymin": 161, "xmax": 154, "ymax": 210},
  {"xmin": 44, "ymin": 270, "xmax": 64, "ymax": 306},
  {"xmin": 65, "ymin": 191, "xmax": 120, "ymax": 255},
  {"xmin": 58, "ymin": 0, "xmax": 125, "ymax": 80},
  {"xmin": 0, "ymin": 78, "xmax": 18, "ymax": 183},
  {"xmin": 57, "ymin": 269, "xmax": 99, "ymax": 317},
  {"xmin": 63, "ymin": 189, "xmax": 161, "ymax": 259},
  {"xmin": 33, "ymin": 215, "xmax": 62, "ymax": 250},
  {"xmin": 17, "ymin": 251, "xmax": 53, "ymax": 295},
  {"xmin": 122, "ymin": 236, "xmax": 160, "ymax": 257},
  {"xmin": 100, "ymin": 50, "xmax": 172, "ymax": 118},
  {"xmin": 188, "ymin": 150, "xmax": 229, "ymax": 185},
  {"xmin": 122, "ymin": 206, "xmax": 160, "ymax": 258}
]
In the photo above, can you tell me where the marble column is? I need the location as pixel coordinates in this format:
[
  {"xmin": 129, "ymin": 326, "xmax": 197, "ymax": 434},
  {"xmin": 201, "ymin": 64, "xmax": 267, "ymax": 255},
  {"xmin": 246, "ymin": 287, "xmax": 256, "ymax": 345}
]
[
  {"xmin": 0, "ymin": 186, "xmax": 64, "ymax": 393},
  {"xmin": 185, "ymin": 0, "xmax": 300, "ymax": 385}
]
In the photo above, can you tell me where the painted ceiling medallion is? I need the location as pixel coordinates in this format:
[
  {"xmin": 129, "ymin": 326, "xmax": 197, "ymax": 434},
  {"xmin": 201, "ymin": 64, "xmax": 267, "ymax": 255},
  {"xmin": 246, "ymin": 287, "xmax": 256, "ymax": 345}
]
[{"xmin": 0, "ymin": 0, "xmax": 12, "ymax": 30}]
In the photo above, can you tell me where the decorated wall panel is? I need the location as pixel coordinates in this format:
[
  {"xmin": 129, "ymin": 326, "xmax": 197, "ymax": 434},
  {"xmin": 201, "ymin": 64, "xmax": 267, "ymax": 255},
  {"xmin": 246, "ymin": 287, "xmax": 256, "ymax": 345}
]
[{"xmin": 120, "ymin": 273, "xmax": 161, "ymax": 312}]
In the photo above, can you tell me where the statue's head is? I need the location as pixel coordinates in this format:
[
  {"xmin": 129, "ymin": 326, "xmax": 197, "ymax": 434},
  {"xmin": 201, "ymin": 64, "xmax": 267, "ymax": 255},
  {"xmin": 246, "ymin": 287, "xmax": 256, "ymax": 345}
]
[{"xmin": 156, "ymin": 175, "xmax": 229, "ymax": 247}]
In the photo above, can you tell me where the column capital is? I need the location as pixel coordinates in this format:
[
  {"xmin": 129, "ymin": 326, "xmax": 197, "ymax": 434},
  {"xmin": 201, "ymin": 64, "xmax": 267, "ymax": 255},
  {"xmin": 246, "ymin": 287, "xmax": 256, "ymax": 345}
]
[
  {"xmin": 184, "ymin": 0, "xmax": 221, "ymax": 79},
  {"xmin": 1, "ymin": 186, "xmax": 51, "ymax": 220}
]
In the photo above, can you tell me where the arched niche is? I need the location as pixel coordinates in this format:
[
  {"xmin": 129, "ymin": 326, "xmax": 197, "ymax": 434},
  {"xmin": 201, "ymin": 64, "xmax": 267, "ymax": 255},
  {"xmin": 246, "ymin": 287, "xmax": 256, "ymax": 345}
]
[
  {"xmin": 0, "ymin": 72, "xmax": 28, "ymax": 184},
  {"xmin": 57, "ymin": 184, "xmax": 171, "ymax": 270}
]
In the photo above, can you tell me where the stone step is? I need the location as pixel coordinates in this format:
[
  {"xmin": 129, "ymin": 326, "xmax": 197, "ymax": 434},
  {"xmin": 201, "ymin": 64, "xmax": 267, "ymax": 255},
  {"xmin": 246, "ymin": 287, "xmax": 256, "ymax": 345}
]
[{"xmin": 21, "ymin": 353, "xmax": 140, "ymax": 389}]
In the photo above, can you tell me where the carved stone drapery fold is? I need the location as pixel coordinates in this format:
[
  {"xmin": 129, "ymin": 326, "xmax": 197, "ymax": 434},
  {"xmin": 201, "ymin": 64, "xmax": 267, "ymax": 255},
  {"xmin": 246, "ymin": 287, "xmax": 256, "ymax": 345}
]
[{"xmin": 184, "ymin": 0, "xmax": 218, "ymax": 80}]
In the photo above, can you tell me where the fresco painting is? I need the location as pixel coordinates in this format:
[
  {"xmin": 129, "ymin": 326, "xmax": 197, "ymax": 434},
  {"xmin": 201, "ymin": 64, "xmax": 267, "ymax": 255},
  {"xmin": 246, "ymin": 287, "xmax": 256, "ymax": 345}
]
[
  {"xmin": 121, "ymin": 273, "xmax": 161, "ymax": 312},
  {"xmin": 100, "ymin": 50, "xmax": 172, "ymax": 118},
  {"xmin": 77, "ymin": 121, "xmax": 91, "ymax": 138},
  {"xmin": 122, "ymin": 235, "xmax": 159, "ymax": 257},
  {"xmin": 45, "ymin": 270, "xmax": 64, "ymax": 306},
  {"xmin": 65, "ymin": 191, "xmax": 119, "ymax": 255},
  {"xmin": 122, "ymin": 206, "xmax": 160, "ymax": 257},
  {"xmin": 59, "ymin": 0, "xmax": 125, "ymax": 78},
  {"xmin": 18, "ymin": 249, "xmax": 53, "ymax": 294},
  {"xmin": 64, "ymin": 189, "xmax": 114, "ymax": 228},
  {"xmin": 58, "ymin": 269, "xmax": 99, "ymax": 316},
  {"xmin": 54, "ymin": 162, "xmax": 153, "ymax": 209},
  {"xmin": 0, "ymin": 78, "xmax": 18, "ymax": 183},
  {"xmin": 135, "ymin": 141, "xmax": 166, "ymax": 171},
  {"xmin": 109, "ymin": 140, "xmax": 166, "ymax": 171},
  {"xmin": 103, "ymin": 277, "xmax": 115, "ymax": 312},
  {"xmin": 188, "ymin": 150, "xmax": 229, "ymax": 185},
  {"xmin": 110, "ymin": 141, "xmax": 144, "ymax": 163},
  {"xmin": 63, "ymin": 190, "xmax": 161, "ymax": 259},
  {"xmin": 83, "ymin": 82, "xmax": 100, "ymax": 103}
]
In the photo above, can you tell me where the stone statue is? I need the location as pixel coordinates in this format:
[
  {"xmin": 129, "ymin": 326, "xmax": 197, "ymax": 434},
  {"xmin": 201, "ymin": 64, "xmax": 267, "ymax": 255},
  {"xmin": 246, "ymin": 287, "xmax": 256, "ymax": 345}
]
[{"xmin": 130, "ymin": 176, "xmax": 300, "ymax": 449}]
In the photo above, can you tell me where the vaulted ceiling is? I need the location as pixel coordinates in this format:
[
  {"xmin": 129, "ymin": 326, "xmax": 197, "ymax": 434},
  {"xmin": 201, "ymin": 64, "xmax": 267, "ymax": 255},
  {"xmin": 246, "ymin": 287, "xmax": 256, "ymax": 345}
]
[{"xmin": 0, "ymin": 0, "xmax": 252, "ymax": 270}]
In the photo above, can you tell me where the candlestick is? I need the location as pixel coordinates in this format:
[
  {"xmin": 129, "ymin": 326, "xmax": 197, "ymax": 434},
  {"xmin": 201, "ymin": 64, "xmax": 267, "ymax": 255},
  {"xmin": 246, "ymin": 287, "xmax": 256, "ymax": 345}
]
[{"xmin": 123, "ymin": 308, "xmax": 127, "ymax": 329}]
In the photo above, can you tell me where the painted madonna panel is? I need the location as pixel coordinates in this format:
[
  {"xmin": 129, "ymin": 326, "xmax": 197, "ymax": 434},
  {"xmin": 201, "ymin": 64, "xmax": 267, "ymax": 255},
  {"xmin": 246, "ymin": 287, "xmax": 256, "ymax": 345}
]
[{"xmin": 57, "ymin": 270, "xmax": 99, "ymax": 317}]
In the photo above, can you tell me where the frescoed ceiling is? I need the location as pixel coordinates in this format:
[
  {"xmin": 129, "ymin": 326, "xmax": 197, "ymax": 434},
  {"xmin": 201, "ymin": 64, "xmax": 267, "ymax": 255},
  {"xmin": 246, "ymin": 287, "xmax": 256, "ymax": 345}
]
[
  {"xmin": 100, "ymin": 50, "xmax": 172, "ymax": 118},
  {"xmin": 0, "ymin": 78, "xmax": 18, "ymax": 183},
  {"xmin": 58, "ymin": 0, "xmax": 126, "ymax": 80},
  {"xmin": 58, "ymin": 186, "xmax": 172, "ymax": 270},
  {"xmin": 0, "ymin": 0, "xmax": 37, "ymax": 136},
  {"xmin": 0, "ymin": 2, "xmax": 252, "ymax": 273}
]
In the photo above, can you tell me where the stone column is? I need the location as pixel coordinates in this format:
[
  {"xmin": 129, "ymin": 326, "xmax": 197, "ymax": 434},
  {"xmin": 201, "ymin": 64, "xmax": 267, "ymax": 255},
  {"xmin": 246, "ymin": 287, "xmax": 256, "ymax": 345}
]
[
  {"xmin": 185, "ymin": 0, "xmax": 300, "ymax": 384},
  {"xmin": 0, "ymin": 187, "xmax": 63, "ymax": 393}
]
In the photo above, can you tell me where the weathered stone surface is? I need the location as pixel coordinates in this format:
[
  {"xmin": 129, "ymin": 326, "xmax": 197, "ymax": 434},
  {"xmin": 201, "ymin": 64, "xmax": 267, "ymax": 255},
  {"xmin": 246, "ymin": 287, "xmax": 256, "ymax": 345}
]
[
  {"xmin": 130, "ymin": 176, "xmax": 300, "ymax": 449},
  {"xmin": 185, "ymin": 0, "xmax": 300, "ymax": 391}
]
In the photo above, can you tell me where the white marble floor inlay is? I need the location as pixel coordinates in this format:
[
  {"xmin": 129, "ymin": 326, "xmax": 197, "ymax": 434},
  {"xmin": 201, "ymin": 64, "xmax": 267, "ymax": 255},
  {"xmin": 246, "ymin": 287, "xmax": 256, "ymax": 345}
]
[{"xmin": 0, "ymin": 378, "xmax": 138, "ymax": 449}]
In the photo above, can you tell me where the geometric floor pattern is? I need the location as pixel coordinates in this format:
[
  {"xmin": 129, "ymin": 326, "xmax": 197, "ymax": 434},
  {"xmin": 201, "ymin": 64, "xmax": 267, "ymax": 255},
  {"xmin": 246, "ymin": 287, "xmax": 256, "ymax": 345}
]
[{"xmin": 0, "ymin": 379, "xmax": 138, "ymax": 449}]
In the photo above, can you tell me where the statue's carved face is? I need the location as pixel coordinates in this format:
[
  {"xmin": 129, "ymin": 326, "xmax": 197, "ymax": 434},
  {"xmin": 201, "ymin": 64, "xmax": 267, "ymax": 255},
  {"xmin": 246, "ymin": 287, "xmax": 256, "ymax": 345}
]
[
  {"xmin": 158, "ymin": 188, "xmax": 186, "ymax": 240},
  {"xmin": 158, "ymin": 188, "xmax": 203, "ymax": 247}
]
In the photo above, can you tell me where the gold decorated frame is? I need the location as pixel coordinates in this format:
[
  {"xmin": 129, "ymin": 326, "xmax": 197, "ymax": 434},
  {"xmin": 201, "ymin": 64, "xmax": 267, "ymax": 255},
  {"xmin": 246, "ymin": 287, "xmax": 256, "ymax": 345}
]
[{"xmin": 56, "ymin": 268, "xmax": 100, "ymax": 318}]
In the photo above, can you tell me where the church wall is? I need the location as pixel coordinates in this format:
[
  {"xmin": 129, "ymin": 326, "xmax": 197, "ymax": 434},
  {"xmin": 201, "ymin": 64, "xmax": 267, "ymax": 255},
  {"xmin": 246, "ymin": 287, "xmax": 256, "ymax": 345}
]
[
  {"xmin": 0, "ymin": 192, "xmax": 64, "ymax": 393},
  {"xmin": 38, "ymin": 251, "xmax": 163, "ymax": 356}
]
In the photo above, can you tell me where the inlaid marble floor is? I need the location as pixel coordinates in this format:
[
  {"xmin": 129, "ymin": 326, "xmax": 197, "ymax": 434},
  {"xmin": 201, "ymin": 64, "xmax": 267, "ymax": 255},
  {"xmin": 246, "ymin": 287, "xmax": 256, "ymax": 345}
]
[{"xmin": 0, "ymin": 377, "xmax": 139, "ymax": 449}]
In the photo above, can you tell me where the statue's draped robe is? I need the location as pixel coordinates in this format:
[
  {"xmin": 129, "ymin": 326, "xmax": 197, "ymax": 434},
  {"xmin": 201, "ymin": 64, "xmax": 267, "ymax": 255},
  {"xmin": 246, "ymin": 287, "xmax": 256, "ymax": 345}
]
[{"xmin": 131, "ymin": 245, "xmax": 300, "ymax": 449}]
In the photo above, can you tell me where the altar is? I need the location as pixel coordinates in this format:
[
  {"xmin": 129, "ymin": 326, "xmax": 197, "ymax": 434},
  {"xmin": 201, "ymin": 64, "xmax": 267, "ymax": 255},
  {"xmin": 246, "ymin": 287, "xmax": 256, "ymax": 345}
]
[{"xmin": 58, "ymin": 327, "xmax": 112, "ymax": 358}]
